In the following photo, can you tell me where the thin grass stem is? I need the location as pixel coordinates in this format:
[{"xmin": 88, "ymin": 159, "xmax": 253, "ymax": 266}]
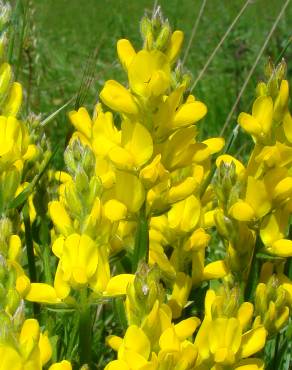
[
  {"xmin": 182, "ymin": 0, "xmax": 207, "ymax": 66},
  {"xmin": 190, "ymin": 0, "xmax": 251, "ymax": 91}
]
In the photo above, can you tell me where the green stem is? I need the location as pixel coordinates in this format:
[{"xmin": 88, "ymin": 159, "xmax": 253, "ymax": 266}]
[
  {"xmin": 132, "ymin": 202, "xmax": 149, "ymax": 272},
  {"xmin": 23, "ymin": 203, "xmax": 39, "ymax": 316},
  {"xmin": 79, "ymin": 289, "xmax": 92, "ymax": 367},
  {"xmin": 244, "ymin": 236, "xmax": 260, "ymax": 301},
  {"xmin": 273, "ymin": 333, "xmax": 280, "ymax": 369}
]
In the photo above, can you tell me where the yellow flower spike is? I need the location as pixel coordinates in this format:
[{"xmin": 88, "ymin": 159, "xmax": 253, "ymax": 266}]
[
  {"xmin": 115, "ymin": 170, "xmax": 145, "ymax": 213},
  {"xmin": 100, "ymin": 80, "xmax": 139, "ymax": 115},
  {"xmin": 49, "ymin": 201, "xmax": 73, "ymax": 237},
  {"xmin": 39, "ymin": 332, "xmax": 52, "ymax": 365},
  {"xmin": 2, "ymin": 81, "xmax": 22, "ymax": 117},
  {"xmin": 68, "ymin": 107, "xmax": 92, "ymax": 140},
  {"xmin": 168, "ymin": 272, "xmax": 192, "ymax": 319},
  {"xmin": 117, "ymin": 39, "xmax": 136, "ymax": 71},
  {"xmin": 174, "ymin": 317, "xmax": 201, "ymax": 340},
  {"xmin": 25, "ymin": 283, "xmax": 60, "ymax": 304},
  {"xmin": 104, "ymin": 199, "xmax": 127, "ymax": 222},
  {"xmin": 104, "ymin": 274, "xmax": 135, "ymax": 296},
  {"xmin": 203, "ymin": 260, "xmax": 228, "ymax": 280},
  {"xmin": 168, "ymin": 195, "xmax": 201, "ymax": 233},
  {"xmin": 49, "ymin": 360, "xmax": 72, "ymax": 370},
  {"xmin": 61, "ymin": 233, "xmax": 98, "ymax": 286},
  {"xmin": 172, "ymin": 100, "xmax": 207, "ymax": 129},
  {"xmin": 128, "ymin": 49, "xmax": 170, "ymax": 97},
  {"xmin": 240, "ymin": 326, "xmax": 267, "ymax": 358},
  {"xmin": 165, "ymin": 30, "xmax": 184, "ymax": 63}
]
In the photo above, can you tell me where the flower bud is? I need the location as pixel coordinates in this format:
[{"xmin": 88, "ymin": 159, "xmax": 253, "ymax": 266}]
[
  {"xmin": 155, "ymin": 22, "xmax": 171, "ymax": 51},
  {"xmin": 6, "ymin": 288, "xmax": 21, "ymax": 315},
  {"xmin": 0, "ymin": 62, "xmax": 13, "ymax": 106}
]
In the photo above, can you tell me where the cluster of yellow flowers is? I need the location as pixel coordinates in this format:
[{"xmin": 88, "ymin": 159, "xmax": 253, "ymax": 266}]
[
  {"xmin": 0, "ymin": 3, "xmax": 73, "ymax": 369},
  {"xmin": 0, "ymin": 3, "xmax": 291, "ymax": 369}
]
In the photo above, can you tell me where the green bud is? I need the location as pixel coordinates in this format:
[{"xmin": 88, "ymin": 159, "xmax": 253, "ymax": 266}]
[
  {"xmin": 214, "ymin": 211, "xmax": 234, "ymax": 240},
  {"xmin": 64, "ymin": 182, "xmax": 83, "ymax": 219},
  {"xmin": 255, "ymin": 283, "xmax": 268, "ymax": 316},
  {"xmin": 224, "ymin": 288, "xmax": 240, "ymax": 317},
  {"xmin": 0, "ymin": 255, "xmax": 7, "ymax": 281},
  {"xmin": 155, "ymin": 22, "xmax": 171, "ymax": 51},
  {"xmin": 0, "ymin": 168, "xmax": 21, "ymax": 207},
  {"xmin": 6, "ymin": 288, "xmax": 20, "ymax": 315},
  {"xmin": 266, "ymin": 275, "xmax": 279, "ymax": 301},
  {"xmin": 256, "ymin": 82, "xmax": 268, "ymax": 97},
  {"xmin": 0, "ymin": 35, "xmax": 7, "ymax": 62},
  {"xmin": 0, "ymin": 310, "xmax": 13, "ymax": 342},
  {"xmin": 140, "ymin": 16, "xmax": 153, "ymax": 50},
  {"xmin": 82, "ymin": 146, "xmax": 95, "ymax": 177},
  {"xmin": 274, "ymin": 286, "xmax": 287, "ymax": 309},
  {"xmin": 159, "ymin": 353, "xmax": 175, "ymax": 370},
  {"xmin": 75, "ymin": 167, "xmax": 89, "ymax": 193},
  {"xmin": 0, "ymin": 62, "xmax": 13, "ymax": 107},
  {"xmin": 86, "ymin": 176, "xmax": 102, "ymax": 208},
  {"xmin": 275, "ymin": 59, "xmax": 287, "ymax": 82},
  {"xmin": 264, "ymin": 57, "xmax": 274, "ymax": 79},
  {"xmin": 12, "ymin": 300, "xmax": 24, "ymax": 330}
]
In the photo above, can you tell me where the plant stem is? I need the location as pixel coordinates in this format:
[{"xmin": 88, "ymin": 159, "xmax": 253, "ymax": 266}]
[
  {"xmin": 23, "ymin": 203, "xmax": 40, "ymax": 316},
  {"xmin": 79, "ymin": 289, "xmax": 92, "ymax": 367},
  {"xmin": 132, "ymin": 202, "xmax": 149, "ymax": 272}
]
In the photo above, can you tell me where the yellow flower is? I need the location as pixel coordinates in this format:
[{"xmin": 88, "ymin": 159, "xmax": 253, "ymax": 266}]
[
  {"xmin": 0, "ymin": 319, "xmax": 52, "ymax": 370},
  {"xmin": 128, "ymin": 49, "xmax": 171, "ymax": 98},
  {"xmin": 238, "ymin": 96, "xmax": 273, "ymax": 142}
]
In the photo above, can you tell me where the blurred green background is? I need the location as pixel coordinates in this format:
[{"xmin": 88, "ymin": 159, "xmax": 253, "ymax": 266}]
[{"xmin": 15, "ymin": 0, "xmax": 292, "ymax": 166}]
